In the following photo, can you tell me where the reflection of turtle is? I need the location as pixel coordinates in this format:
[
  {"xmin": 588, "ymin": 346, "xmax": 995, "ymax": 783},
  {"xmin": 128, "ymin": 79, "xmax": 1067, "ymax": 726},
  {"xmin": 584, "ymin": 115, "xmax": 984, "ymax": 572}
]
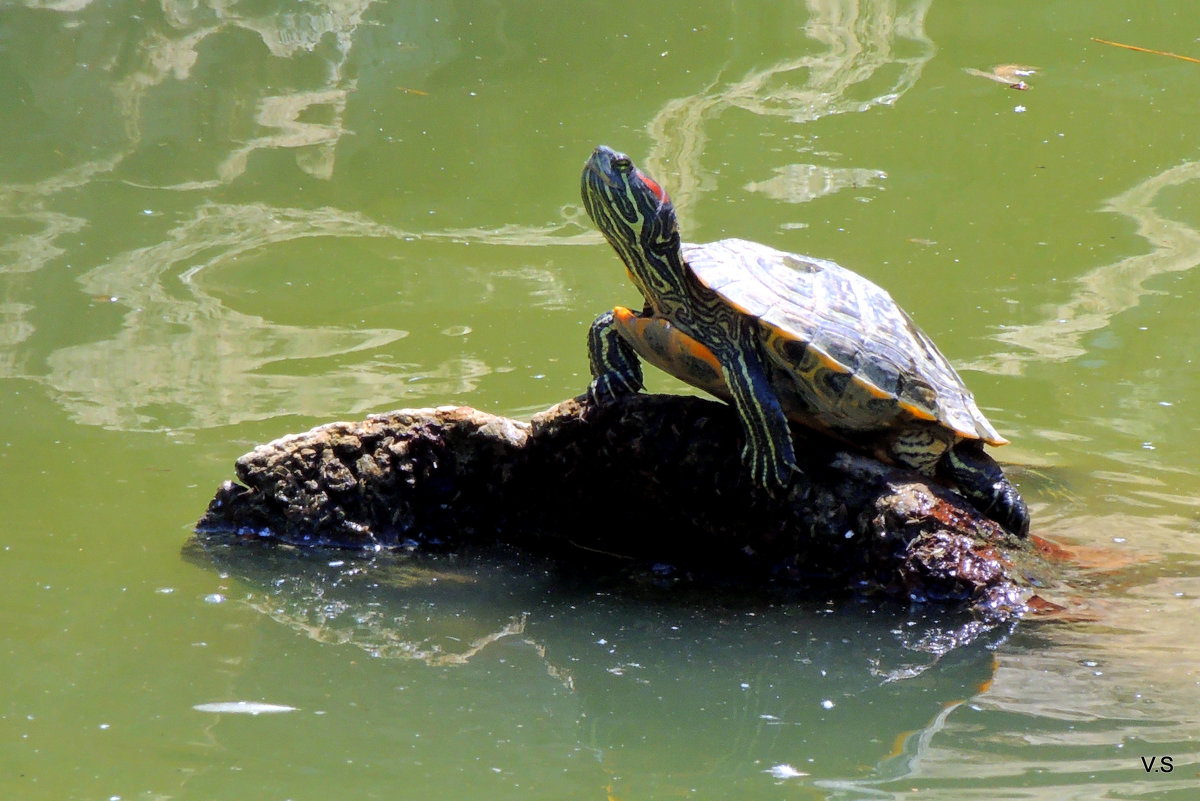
[{"xmin": 581, "ymin": 146, "xmax": 1029, "ymax": 537}]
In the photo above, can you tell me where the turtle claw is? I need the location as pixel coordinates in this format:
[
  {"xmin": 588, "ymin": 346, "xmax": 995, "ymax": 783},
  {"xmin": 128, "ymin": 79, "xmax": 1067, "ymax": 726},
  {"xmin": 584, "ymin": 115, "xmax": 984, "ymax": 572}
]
[
  {"xmin": 940, "ymin": 441, "xmax": 1031, "ymax": 538},
  {"xmin": 985, "ymin": 482, "xmax": 1030, "ymax": 538},
  {"xmin": 587, "ymin": 310, "xmax": 644, "ymax": 407},
  {"xmin": 587, "ymin": 372, "xmax": 641, "ymax": 407},
  {"xmin": 742, "ymin": 443, "xmax": 797, "ymax": 498}
]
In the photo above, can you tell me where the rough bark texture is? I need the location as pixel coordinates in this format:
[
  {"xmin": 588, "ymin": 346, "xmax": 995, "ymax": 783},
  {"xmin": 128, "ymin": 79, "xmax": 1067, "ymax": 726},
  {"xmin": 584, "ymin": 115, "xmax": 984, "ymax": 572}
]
[{"xmin": 196, "ymin": 393, "xmax": 1036, "ymax": 619}]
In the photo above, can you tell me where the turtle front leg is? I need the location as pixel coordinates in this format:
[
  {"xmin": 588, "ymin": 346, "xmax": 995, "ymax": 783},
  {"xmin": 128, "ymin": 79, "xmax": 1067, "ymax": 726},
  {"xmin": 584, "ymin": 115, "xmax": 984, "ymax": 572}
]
[
  {"xmin": 718, "ymin": 322, "xmax": 798, "ymax": 495},
  {"xmin": 587, "ymin": 309, "xmax": 644, "ymax": 405},
  {"xmin": 938, "ymin": 440, "xmax": 1031, "ymax": 537}
]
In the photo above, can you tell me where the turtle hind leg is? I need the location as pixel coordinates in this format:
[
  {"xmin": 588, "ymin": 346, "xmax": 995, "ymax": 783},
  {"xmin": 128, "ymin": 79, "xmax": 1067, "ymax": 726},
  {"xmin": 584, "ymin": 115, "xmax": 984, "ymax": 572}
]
[
  {"xmin": 587, "ymin": 310, "xmax": 644, "ymax": 405},
  {"xmin": 939, "ymin": 440, "xmax": 1031, "ymax": 537}
]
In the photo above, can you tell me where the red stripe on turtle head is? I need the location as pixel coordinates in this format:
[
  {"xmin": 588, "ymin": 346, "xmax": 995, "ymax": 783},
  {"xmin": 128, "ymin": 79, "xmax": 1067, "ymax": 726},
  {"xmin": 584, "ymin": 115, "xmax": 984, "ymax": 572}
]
[{"xmin": 635, "ymin": 169, "xmax": 669, "ymax": 205}]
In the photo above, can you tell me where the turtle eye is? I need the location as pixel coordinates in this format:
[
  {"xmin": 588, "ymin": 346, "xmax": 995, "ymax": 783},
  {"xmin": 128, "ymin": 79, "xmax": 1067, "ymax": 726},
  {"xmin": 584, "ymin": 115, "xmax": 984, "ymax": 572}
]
[{"xmin": 612, "ymin": 157, "xmax": 633, "ymax": 174}]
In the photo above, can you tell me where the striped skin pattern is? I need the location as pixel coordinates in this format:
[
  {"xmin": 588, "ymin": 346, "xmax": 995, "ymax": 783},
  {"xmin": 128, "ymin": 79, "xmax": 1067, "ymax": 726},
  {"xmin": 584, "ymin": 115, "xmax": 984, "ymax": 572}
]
[
  {"xmin": 583, "ymin": 146, "xmax": 797, "ymax": 490},
  {"xmin": 586, "ymin": 309, "xmax": 645, "ymax": 403},
  {"xmin": 581, "ymin": 146, "xmax": 1029, "ymax": 537}
]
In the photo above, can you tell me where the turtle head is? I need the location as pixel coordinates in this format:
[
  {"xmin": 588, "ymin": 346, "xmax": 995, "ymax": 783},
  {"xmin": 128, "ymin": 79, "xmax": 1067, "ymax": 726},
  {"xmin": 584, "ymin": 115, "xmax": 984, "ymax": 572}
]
[{"xmin": 582, "ymin": 146, "xmax": 686, "ymax": 308}]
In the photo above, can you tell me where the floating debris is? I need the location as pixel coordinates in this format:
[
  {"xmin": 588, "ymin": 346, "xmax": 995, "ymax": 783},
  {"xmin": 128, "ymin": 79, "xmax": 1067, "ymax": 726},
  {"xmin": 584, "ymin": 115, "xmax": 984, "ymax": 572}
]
[
  {"xmin": 965, "ymin": 64, "xmax": 1037, "ymax": 90},
  {"xmin": 1091, "ymin": 37, "xmax": 1200, "ymax": 65},
  {"xmin": 745, "ymin": 163, "xmax": 886, "ymax": 204},
  {"xmin": 193, "ymin": 701, "xmax": 298, "ymax": 715}
]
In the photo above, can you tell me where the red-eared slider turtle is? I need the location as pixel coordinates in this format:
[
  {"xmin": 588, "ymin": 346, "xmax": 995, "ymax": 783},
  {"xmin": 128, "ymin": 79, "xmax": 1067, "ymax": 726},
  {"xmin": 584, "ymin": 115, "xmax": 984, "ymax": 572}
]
[{"xmin": 581, "ymin": 145, "xmax": 1029, "ymax": 537}]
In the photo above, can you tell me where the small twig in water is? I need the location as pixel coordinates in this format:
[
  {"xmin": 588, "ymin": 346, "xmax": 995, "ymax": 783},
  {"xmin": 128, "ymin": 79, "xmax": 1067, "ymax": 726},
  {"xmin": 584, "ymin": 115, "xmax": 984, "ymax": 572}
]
[{"xmin": 1091, "ymin": 37, "xmax": 1200, "ymax": 65}]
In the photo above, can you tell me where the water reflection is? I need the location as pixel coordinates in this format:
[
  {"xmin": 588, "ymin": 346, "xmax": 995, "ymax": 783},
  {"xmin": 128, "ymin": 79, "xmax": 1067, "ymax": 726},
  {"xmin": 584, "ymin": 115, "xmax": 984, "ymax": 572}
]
[
  {"xmin": 645, "ymin": 0, "xmax": 933, "ymax": 213},
  {"xmin": 112, "ymin": 0, "xmax": 370, "ymax": 177},
  {"xmin": 970, "ymin": 160, "xmax": 1200, "ymax": 375},
  {"xmin": 831, "ymin": 575, "xmax": 1200, "ymax": 799},
  {"xmin": 2, "ymin": 188, "xmax": 588, "ymax": 430},
  {"xmin": 0, "ymin": 155, "xmax": 121, "ymax": 275},
  {"xmin": 745, "ymin": 163, "xmax": 889, "ymax": 205},
  {"xmin": 189, "ymin": 538, "xmax": 1015, "ymax": 794},
  {"xmin": 44, "ymin": 204, "xmax": 411, "ymax": 430},
  {"xmin": 0, "ymin": 302, "xmax": 34, "ymax": 376},
  {"xmin": 0, "ymin": 0, "xmax": 942, "ymax": 434},
  {"xmin": 40, "ymin": 199, "xmax": 591, "ymax": 429},
  {"xmin": 6, "ymin": 1, "xmax": 1200, "ymax": 799},
  {"xmin": 0, "ymin": 0, "xmax": 595, "ymax": 431}
]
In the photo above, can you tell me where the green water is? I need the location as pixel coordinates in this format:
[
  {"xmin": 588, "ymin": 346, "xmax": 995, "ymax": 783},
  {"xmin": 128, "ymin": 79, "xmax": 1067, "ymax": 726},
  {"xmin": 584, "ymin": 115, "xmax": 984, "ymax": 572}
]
[{"xmin": 4, "ymin": 1, "xmax": 1200, "ymax": 798}]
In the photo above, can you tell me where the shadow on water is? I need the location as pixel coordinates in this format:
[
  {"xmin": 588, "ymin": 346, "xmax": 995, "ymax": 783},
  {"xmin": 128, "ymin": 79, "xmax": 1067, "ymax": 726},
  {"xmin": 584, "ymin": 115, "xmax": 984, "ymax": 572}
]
[{"xmin": 185, "ymin": 536, "xmax": 1016, "ymax": 794}]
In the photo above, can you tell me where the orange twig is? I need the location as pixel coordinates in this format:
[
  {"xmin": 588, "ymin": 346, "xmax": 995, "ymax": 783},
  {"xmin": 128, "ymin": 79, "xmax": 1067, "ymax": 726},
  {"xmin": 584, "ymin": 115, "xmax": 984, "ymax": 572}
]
[{"xmin": 1091, "ymin": 37, "xmax": 1200, "ymax": 64}]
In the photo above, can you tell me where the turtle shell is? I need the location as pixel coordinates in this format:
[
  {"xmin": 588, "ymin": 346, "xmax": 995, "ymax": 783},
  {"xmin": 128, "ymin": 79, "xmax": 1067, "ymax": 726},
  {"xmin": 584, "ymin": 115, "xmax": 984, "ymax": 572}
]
[{"xmin": 682, "ymin": 239, "xmax": 1005, "ymax": 445}]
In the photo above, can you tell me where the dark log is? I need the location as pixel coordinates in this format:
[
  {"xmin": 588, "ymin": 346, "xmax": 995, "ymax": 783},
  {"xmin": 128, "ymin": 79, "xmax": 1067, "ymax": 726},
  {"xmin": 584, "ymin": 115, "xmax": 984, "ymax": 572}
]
[{"xmin": 195, "ymin": 393, "xmax": 1037, "ymax": 619}]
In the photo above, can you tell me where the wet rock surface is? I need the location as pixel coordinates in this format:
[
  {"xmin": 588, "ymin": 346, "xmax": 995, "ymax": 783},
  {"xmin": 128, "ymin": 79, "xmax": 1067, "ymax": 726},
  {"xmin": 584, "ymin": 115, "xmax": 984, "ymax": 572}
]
[{"xmin": 196, "ymin": 393, "xmax": 1038, "ymax": 619}]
